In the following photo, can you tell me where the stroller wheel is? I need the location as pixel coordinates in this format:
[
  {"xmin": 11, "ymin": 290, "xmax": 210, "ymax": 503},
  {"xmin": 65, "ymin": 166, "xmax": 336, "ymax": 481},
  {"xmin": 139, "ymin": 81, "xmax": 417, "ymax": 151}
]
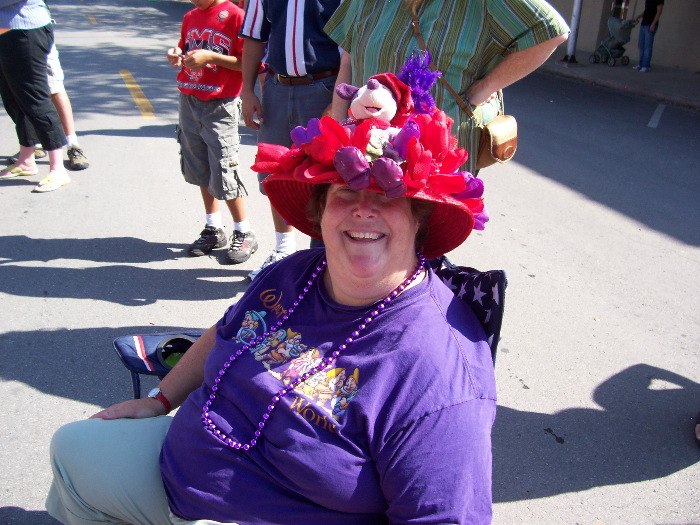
[
  {"xmin": 607, "ymin": 57, "xmax": 616, "ymax": 67},
  {"xmin": 621, "ymin": 56, "xmax": 630, "ymax": 66},
  {"xmin": 589, "ymin": 54, "xmax": 599, "ymax": 64}
]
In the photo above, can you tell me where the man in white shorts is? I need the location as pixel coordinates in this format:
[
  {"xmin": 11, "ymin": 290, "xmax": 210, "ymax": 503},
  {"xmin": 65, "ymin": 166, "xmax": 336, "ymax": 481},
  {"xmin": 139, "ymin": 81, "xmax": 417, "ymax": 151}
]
[
  {"xmin": 15, "ymin": 43, "xmax": 89, "ymax": 170},
  {"xmin": 46, "ymin": 43, "xmax": 89, "ymax": 170}
]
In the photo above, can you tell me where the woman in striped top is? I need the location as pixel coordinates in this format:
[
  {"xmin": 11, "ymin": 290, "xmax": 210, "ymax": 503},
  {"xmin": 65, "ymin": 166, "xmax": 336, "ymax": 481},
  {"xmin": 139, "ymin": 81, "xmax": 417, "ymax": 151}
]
[{"xmin": 326, "ymin": 0, "xmax": 569, "ymax": 174}]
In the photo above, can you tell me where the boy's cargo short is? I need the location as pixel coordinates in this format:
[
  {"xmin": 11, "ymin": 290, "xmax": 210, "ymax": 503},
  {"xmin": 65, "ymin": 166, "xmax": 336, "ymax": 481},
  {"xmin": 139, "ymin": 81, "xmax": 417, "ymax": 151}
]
[{"xmin": 177, "ymin": 94, "xmax": 247, "ymax": 201}]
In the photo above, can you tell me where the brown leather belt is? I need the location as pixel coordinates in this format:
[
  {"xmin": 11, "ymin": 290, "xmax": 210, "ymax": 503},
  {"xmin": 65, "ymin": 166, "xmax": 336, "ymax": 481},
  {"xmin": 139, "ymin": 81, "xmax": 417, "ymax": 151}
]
[{"xmin": 269, "ymin": 67, "xmax": 339, "ymax": 86}]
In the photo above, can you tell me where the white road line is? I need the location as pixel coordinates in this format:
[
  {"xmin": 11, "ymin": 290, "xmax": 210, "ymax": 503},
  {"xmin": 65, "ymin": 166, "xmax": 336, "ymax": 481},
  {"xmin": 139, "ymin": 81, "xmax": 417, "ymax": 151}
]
[{"xmin": 648, "ymin": 103, "xmax": 666, "ymax": 128}]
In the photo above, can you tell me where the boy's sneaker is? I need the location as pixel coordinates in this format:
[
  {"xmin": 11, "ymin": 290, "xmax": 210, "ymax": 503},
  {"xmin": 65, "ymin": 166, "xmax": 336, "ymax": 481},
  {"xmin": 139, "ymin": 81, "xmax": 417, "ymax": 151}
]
[
  {"xmin": 188, "ymin": 226, "xmax": 227, "ymax": 256},
  {"xmin": 227, "ymin": 230, "xmax": 258, "ymax": 264},
  {"xmin": 632, "ymin": 65, "xmax": 641, "ymax": 70},
  {"xmin": 639, "ymin": 67, "xmax": 649, "ymax": 73},
  {"xmin": 67, "ymin": 145, "xmax": 89, "ymax": 170},
  {"xmin": 247, "ymin": 250, "xmax": 289, "ymax": 281}
]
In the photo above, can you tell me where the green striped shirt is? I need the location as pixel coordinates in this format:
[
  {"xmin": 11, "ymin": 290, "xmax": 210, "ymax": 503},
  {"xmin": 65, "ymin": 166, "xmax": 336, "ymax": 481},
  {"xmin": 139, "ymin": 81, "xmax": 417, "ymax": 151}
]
[{"xmin": 325, "ymin": 0, "xmax": 569, "ymax": 171}]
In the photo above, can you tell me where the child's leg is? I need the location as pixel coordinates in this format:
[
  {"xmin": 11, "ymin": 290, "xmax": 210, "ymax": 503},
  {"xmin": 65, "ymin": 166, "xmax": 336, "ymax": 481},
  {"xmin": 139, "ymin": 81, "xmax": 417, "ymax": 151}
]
[
  {"xmin": 178, "ymin": 94, "xmax": 228, "ymax": 255},
  {"xmin": 199, "ymin": 97, "xmax": 257, "ymax": 264},
  {"xmin": 200, "ymin": 97, "xmax": 246, "ymax": 207},
  {"xmin": 224, "ymin": 196, "xmax": 245, "ymax": 224},
  {"xmin": 201, "ymin": 186, "xmax": 220, "ymax": 215}
]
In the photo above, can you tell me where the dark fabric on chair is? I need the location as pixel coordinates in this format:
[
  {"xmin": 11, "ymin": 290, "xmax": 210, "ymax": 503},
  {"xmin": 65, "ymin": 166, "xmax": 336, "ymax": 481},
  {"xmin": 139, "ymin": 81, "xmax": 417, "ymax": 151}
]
[{"xmin": 427, "ymin": 256, "xmax": 507, "ymax": 363}]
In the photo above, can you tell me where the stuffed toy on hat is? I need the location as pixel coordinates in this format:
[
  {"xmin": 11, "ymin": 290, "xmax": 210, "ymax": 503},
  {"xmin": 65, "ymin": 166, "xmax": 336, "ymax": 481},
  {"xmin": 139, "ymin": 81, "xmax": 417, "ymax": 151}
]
[
  {"xmin": 335, "ymin": 72, "xmax": 414, "ymax": 127},
  {"xmin": 289, "ymin": 71, "xmax": 420, "ymax": 197}
]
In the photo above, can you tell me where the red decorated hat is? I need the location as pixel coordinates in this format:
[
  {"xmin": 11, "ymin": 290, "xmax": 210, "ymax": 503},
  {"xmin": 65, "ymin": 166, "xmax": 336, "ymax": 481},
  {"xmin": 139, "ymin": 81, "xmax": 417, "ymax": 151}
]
[{"xmin": 255, "ymin": 109, "xmax": 488, "ymax": 259}]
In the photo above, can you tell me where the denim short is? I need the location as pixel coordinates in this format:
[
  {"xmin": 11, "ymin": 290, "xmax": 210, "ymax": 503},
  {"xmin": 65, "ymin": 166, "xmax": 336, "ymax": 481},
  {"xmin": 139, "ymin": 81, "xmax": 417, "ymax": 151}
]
[
  {"xmin": 177, "ymin": 93, "xmax": 247, "ymax": 201},
  {"xmin": 256, "ymin": 73, "xmax": 336, "ymax": 194}
]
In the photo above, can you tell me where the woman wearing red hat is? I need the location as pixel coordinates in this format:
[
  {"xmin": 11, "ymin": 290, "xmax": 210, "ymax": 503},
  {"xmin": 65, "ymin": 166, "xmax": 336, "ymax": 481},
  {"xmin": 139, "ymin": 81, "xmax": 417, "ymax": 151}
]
[{"xmin": 46, "ymin": 99, "xmax": 496, "ymax": 524}]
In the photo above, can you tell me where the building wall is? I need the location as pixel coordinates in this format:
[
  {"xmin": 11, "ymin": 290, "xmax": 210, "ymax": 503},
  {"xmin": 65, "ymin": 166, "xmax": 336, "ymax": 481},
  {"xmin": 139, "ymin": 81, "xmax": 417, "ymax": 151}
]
[{"xmin": 548, "ymin": 0, "xmax": 700, "ymax": 71}]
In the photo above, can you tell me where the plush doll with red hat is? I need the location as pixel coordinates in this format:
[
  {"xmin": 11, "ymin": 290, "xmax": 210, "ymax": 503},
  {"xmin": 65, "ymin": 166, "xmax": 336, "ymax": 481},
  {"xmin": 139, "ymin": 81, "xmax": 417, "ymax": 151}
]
[
  {"xmin": 336, "ymin": 72, "xmax": 414, "ymax": 127},
  {"xmin": 318, "ymin": 72, "xmax": 419, "ymax": 196}
]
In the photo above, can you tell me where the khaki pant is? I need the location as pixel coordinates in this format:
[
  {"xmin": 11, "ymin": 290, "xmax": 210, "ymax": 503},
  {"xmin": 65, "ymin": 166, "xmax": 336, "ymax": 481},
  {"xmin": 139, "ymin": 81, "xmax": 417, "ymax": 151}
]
[{"xmin": 46, "ymin": 416, "xmax": 239, "ymax": 525}]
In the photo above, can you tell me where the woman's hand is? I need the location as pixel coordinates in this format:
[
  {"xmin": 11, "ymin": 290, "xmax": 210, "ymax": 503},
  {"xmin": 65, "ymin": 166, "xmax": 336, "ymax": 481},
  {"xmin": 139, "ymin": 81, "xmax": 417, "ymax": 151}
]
[
  {"xmin": 90, "ymin": 397, "xmax": 167, "ymax": 420},
  {"xmin": 464, "ymin": 80, "xmax": 497, "ymax": 107}
]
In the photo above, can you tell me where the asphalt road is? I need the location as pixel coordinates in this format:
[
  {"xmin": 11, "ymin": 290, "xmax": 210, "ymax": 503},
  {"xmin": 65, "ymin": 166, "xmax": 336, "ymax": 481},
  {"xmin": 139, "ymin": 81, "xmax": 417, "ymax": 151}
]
[{"xmin": 1, "ymin": 0, "xmax": 698, "ymax": 523}]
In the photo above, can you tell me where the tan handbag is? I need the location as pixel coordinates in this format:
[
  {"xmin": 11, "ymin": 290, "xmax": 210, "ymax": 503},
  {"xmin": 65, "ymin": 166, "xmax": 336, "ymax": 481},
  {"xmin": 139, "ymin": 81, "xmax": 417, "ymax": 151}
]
[
  {"xmin": 475, "ymin": 111, "xmax": 518, "ymax": 169},
  {"xmin": 410, "ymin": 14, "xmax": 518, "ymax": 170}
]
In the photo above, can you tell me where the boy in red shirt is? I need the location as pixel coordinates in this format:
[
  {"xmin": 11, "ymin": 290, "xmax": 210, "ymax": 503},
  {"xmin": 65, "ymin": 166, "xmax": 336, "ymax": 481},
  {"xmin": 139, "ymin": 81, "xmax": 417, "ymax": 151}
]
[{"xmin": 167, "ymin": 0, "xmax": 257, "ymax": 263}]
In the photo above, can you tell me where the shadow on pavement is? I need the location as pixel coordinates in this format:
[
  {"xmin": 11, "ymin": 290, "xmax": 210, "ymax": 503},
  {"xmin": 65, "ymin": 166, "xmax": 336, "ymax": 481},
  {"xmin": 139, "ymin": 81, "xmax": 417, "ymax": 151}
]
[
  {"xmin": 0, "ymin": 236, "xmax": 250, "ymax": 305},
  {"xmin": 493, "ymin": 363, "xmax": 700, "ymax": 502},
  {"xmin": 0, "ymin": 507, "xmax": 59, "ymax": 525},
  {"xmin": 85, "ymin": 123, "xmax": 176, "ymax": 139},
  {"xmin": 50, "ymin": 0, "xmax": 192, "ymax": 120},
  {"xmin": 0, "ymin": 235, "xmax": 183, "ymax": 264},
  {"xmin": 504, "ymin": 74, "xmax": 700, "ymax": 247},
  {"xmin": 0, "ymin": 326, "xmax": 205, "ymax": 406}
]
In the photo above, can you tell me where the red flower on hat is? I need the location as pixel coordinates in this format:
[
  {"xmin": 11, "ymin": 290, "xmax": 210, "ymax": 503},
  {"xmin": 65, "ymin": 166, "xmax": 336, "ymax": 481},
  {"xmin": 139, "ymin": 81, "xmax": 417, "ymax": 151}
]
[
  {"xmin": 294, "ymin": 157, "xmax": 340, "ymax": 183},
  {"xmin": 411, "ymin": 109, "xmax": 467, "ymax": 170},
  {"xmin": 253, "ymin": 143, "xmax": 305, "ymax": 173},
  {"xmin": 301, "ymin": 117, "xmax": 351, "ymax": 166},
  {"xmin": 404, "ymin": 138, "xmax": 432, "ymax": 189}
]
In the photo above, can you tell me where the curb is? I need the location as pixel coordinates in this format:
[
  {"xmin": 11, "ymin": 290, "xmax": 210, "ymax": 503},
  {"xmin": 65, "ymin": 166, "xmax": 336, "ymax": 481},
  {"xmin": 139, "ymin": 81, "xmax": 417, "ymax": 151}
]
[{"xmin": 539, "ymin": 61, "xmax": 700, "ymax": 112}]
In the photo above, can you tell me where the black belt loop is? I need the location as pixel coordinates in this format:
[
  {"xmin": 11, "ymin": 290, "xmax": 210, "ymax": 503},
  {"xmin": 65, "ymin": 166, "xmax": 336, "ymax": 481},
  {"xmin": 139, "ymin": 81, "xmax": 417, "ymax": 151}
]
[{"xmin": 268, "ymin": 67, "xmax": 339, "ymax": 86}]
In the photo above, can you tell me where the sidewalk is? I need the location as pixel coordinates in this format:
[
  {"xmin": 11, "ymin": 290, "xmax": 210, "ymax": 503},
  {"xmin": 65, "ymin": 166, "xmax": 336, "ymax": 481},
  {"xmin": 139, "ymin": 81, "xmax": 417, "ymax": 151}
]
[{"xmin": 540, "ymin": 49, "xmax": 700, "ymax": 111}]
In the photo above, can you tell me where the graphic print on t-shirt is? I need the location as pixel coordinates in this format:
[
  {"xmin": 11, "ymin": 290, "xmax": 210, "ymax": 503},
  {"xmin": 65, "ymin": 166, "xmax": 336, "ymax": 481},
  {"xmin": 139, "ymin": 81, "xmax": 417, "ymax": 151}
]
[
  {"xmin": 180, "ymin": 27, "xmax": 233, "ymax": 89},
  {"xmin": 237, "ymin": 309, "xmax": 360, "ymax": 422}
]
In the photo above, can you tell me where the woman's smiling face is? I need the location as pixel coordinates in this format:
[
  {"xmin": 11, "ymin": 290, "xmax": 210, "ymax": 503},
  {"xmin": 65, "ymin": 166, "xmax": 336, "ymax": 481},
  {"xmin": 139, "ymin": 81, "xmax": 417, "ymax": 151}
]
[{"xmin": 320, "ymin": 185, "xmax": 420, "ymax": 304}]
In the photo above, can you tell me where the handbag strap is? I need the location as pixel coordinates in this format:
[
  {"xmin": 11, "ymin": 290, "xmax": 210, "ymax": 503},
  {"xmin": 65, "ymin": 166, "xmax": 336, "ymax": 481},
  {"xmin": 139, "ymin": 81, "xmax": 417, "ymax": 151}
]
[{"xmin": 410, "ymin": 11, "xmax": 475, "ymax": 118}]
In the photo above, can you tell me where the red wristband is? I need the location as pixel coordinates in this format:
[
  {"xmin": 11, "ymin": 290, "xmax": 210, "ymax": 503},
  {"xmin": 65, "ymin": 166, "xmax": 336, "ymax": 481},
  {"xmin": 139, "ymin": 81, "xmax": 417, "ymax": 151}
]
[
  {"xmin": 148, "ymin": 388, "xmax": 172, "ymax": 413},
  {"xmin": 154, "ymin": 391, "xmax": 172, "ymax": 413}
]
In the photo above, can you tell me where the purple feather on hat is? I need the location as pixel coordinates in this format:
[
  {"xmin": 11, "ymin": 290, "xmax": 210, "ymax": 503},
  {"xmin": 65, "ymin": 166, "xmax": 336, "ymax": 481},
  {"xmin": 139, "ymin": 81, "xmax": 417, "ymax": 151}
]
[{"xmin": 397, "ymin": 50, "xmax": 441, "ymax": 114}]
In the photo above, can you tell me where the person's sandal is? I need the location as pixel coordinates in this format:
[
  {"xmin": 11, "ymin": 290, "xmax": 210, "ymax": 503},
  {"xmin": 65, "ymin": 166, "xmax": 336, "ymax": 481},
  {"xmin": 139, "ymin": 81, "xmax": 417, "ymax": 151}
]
[
  {"xmin": 32, "ymin": 170, "xmax": 71, "ymax": 193},
  {"xmin": 0, "ymin": 164, "xmax": 39, "ymax": 179}
]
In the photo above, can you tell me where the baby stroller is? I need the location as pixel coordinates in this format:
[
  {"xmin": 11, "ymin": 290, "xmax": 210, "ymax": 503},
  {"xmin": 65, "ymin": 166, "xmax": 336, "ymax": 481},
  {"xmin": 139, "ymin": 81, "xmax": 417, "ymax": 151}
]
[{"xmin": 589, "ymin": 17, "xmax": 638, "ymax": 67}]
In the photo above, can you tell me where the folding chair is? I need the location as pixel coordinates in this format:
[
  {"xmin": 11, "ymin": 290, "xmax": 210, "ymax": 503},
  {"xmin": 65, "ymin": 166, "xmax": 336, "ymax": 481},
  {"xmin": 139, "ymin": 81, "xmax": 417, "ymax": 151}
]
[
  {"xmin": 112, "ymin": 331, "xmax": 204, "ymax": 399},
  {"xmin": 112, "ymin": 257, "xmax": 506, "ymax": 399}
]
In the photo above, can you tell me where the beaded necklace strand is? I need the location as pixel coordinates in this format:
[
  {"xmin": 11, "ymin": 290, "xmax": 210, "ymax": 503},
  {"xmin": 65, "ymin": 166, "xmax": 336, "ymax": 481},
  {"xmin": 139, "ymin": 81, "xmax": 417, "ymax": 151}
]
[{"xmin": 202, "ymin": 253, "xmax": 427, "ymax": 451}]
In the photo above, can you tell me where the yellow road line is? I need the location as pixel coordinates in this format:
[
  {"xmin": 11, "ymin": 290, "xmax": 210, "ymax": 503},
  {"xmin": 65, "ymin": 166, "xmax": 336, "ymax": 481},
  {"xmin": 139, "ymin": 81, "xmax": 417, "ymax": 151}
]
[
  {"xmin": 119, "ymin": 69, "xmax": 155, "ymax": 119},
  {"xmin": 87, "ymin": 14, "xmax": 97, "ymax": 24}
]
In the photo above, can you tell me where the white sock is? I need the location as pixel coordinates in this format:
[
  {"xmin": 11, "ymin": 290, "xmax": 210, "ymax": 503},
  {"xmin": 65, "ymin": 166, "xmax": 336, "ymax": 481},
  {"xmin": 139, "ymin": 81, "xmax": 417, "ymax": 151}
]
[
  {"xmin": 66, "ymin": 134, "xmax": 79, "ymax": 147},
  {"xmin": 234, "ymin": 219, "xmax": 251, "ymax": 233},
  {"xmin": 206, "ymin": 212, "xmax": 223, "ymax": 228},
  {"xmin": 276, "ymin": 231, "xmax": 295, "ymax": 254}
]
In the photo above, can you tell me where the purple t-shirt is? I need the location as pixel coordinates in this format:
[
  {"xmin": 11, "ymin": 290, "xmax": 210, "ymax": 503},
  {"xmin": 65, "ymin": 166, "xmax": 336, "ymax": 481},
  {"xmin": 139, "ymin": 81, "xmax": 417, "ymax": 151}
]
[{"xmin": 160, "ymin": 249, "xmax": 496, "ymax": 524}]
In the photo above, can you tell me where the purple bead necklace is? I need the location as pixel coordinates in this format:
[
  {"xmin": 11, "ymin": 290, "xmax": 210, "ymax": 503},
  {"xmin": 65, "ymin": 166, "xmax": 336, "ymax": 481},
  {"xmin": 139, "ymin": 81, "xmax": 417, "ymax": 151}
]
[{"xmin": 202, "ymin": 253, "xmax": 426, "ymax": 451}]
